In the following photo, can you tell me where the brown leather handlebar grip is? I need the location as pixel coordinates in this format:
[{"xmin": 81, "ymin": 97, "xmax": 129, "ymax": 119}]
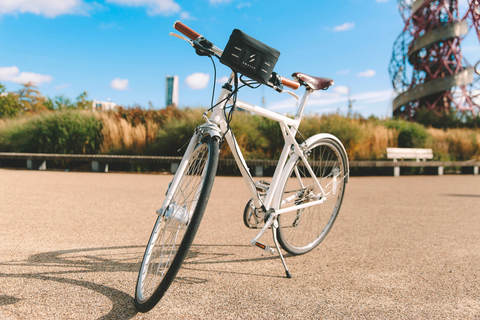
[
  {"xmin": 174, "ymin": 21, "xmax": 201, "ymax": 40},
  {"xmin": 281, "ymin": 76, "xmax": 300, "ymax": 90}
]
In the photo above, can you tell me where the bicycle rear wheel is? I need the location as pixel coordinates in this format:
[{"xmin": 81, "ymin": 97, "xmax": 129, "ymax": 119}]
[
  {"xmin": 135, "ymin": 134, "xmax": 219, "ymax": 312},
  {"xmin": 276, "ymin": 137, "xmax": 347, "ymax": 255}
]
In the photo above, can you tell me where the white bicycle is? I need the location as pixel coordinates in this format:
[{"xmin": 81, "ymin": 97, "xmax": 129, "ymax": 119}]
[{"xmin": 134, "ymin": 21, "xmax": 350, "ymax": 312}]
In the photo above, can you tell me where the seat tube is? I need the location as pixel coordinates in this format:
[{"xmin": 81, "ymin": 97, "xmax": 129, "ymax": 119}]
[{"xmin": 292, "ymin": 89, "xmax": 313, "ymax": 135}]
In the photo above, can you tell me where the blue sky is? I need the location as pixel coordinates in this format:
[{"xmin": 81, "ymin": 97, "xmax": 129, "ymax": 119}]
[{"xmin": 0, "ymin": 0, "xmax": 479, "ymax": 118}]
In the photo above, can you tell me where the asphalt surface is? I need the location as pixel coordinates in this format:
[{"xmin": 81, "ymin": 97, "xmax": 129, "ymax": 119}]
[{"xmin": 0, "ymin": 169, "xmax": 479, "ymax": 319}]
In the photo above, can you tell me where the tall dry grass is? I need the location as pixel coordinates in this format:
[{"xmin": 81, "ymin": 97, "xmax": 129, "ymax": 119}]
[
  {"xmin": 299, "ymin": 115, "xmax": 399, "ymax": 160},
  {"xmin": 96, "ymin": 112, "xmax": 159, "ymax": 154},
  {"xmin": 353, "ymin": 124, "xmax": 398, "ymax": 160},
  {"xmin": 427, "ymin": 128, "xmax": 480, "ymax": 161},
  {"xmin": 1, "ymin": 107, "xmax": 479, "ymax": 161}
]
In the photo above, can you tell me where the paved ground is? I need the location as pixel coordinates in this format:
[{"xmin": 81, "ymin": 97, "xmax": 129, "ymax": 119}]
[{"xmin": 0, "ymin": 169, "xmax": 479, "ymax": 319}]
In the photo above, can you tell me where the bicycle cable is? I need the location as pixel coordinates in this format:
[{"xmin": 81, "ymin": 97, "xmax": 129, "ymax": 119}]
[
  {"xmin": 296, "ymin": 129, "xmax": 307, "ymax": 146},
  {"xmin": 203, "ymin": 56, "xmax": 266, "ymax": 194},
  {"xmin": 208, "ymin": 55, "xmax": 216, "ymax": 110},
  {"xmin": 239, "ymin": 74, "xmax": 261, "ymax": 89}
]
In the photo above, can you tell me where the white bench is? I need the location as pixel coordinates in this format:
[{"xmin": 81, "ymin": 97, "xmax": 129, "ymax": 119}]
[{"xmin": 386, "ymin": 148, "xmax": 436, "ymax": 177}]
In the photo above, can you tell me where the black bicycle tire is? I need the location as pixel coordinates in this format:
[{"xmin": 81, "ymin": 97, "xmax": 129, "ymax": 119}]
[
  {"xmin": 134, "ymin": 135, "xmax": 220, "ymax": 312},
  {"xmin": 276, "ymin": 138, "xmax": 347, "ymax": 255}
]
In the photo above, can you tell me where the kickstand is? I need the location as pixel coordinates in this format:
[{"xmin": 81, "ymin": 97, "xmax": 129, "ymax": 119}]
[{"xmin": 272, "ymin": 219, "xmax": 292, "ymax": 278}]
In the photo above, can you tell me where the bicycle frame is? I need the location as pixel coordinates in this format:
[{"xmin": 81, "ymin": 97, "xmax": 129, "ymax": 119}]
[
  {"xmin": 211, "ymin": 73, "xmax": 338, "ymax": 240},
  {"xmin": 161, "ymin": 71, "xmax": 349, "ymax": 251}
]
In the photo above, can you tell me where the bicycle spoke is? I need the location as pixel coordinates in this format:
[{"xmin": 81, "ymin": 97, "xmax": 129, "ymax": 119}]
[
  {"xmin": 136, "ymin": 136, "xmax": 219, "ymax": 311},
  {"xmin": 277, "ymin": 139, "xmax": 346, "ymax": 255}
]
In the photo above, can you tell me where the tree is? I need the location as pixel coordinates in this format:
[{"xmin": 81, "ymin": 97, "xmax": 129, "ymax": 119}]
[
  {"xmin": 17, "ymin": 83, "xmax": 47, "ymax": 113},
  {"xmin": 0, "ymin": 83, "xmax": 22, "ymax": 118},
  {"xmin": 44, "ymin": 91, "xmax": 92, "ymax": 111},
  {"xmin": 44, "ymin": 95, "xmax": 75, "ymax": 110},
  {"xmin": 75, "ymin": 91, "xmax": 92, "ymax": 110},
  {"xmin": 1, "ymin": 83, "xmax": 94, "ymax": 118}
]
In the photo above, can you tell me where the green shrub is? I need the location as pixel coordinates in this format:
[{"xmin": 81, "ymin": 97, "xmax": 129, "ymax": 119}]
[
  {"xmin": 1, "ymin": 107, "xmax": 478, "ymax": 162},
  {"xmin": 147, "ymin": 108, "xmax": 204, "ymax": 156},
  {"xmin": 385, "ymin": 119, "xmax": 429, "ymax": 148},
  {"xmin": 300, "ymin": 114, "xmax": 367, "ymax": 158},
  {"xmin": 0, "ymin": 111, "xmax": 102, "ymax": 153},
  {"xmin": 413, "ymin": 108, "xmax": 480, "ymax": 129}
]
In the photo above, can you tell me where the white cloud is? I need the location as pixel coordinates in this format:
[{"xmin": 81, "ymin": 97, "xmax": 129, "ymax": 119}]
[
  {"xmin": 180, "ymin": 11, "xmax": 193, "ymax": 19},
  {"xmin": 336, "ymin": 69, "xmax": 350, "ymax": 75},
  {"xmin": 100, "ymin": 22, "xmax": 120, "ymax": 30},
  {"xmin": 462, "ymin": 45, "xmax": 480, "ymax": 54},
  {"xmin": 55, "ymin": 84, "xmax": 70, "ymax": 90},
  {"xmin": 268, "ymin": 89, "xmax": 394, "ymax": 112},
  {"xmin": 210, "ymin": 0, "xmax": 232, "ymax": 4},
  {"xmin": 186, "ymin": 73, "xmax": 210, "ymax": 90},
  {"xmin": 237, "ymin": 2, "xmax": 251, "ymax": 9},
  {"xmin": 0, "ymin": 0, "xmax": 90, "ymax": 18},
  {"xmin": 216, "ymin": 76, "xmax": 229, "ymax": 84},
  {"xmin": 110, "ymin": 78, "xmax": 129, "ymax": 90},
  {"xmin": 458, "ymin": 0, "xmax": 469, "ymax": 9},
  {"xmin": 106, "ymin": 0, "xmax": 181, "ymax": 16},
  {"xmin": 352, "ymin": 90, "xmax": 394, "ymax": 104},
  {"xmin": 333, "ymin": 85, "xmax": 349, "ymax": 95},
  {"xmin": 0, "ymin": 66, "xmax": 53, "ymax": 85},
  {"xmin": 334, "ymin": 22, "xmax": 355, "ymax": 32},
  {"xmin": 358, "ymin": 69, "xmax": 376, "ymax": 77}
]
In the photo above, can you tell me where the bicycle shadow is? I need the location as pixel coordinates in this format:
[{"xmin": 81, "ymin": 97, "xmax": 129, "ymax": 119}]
[
  {"xmin": 0, "ymin": 246, "xmax": 142, "ymax": 319},
  {"xmin": 184, "ymin": 244, "xmax": 293, "ymax": 278},
  {"xmin": 444, "ymin": 193, "xmax": 480, "ymax": 198},
  {"xmin": 0, "ymin": 243, "xmax": 289, "ymax": 319},
  {"xmin": 0, "ymin": 294, "xmax": 22, "ymax": 306}
]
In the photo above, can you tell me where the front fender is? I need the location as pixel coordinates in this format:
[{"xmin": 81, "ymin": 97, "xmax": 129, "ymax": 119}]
[{"xmin": 302, "ymin": 133, "xmax": 349, "ymax": 183}]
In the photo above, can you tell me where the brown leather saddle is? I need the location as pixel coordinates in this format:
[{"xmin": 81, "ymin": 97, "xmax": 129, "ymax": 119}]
[{"xmin": 292, "ymin": 72, "xmax": 334, "ymax": 90}]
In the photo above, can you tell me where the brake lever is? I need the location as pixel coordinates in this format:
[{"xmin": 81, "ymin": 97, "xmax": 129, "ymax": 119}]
[
  {"xmin": 192, "ymin": 37, "xmax": 215, "ymax": 57},
  {"xmin": 169, "ymin": 32, "xmax": 193, "ymax": 45},
  {"xmin": 282, "ymin": 90, "xmax": 299, "ymax": 100},
  {"xmin": 268, "ymin": 72, "xmax": 299, "ymax": 100}
]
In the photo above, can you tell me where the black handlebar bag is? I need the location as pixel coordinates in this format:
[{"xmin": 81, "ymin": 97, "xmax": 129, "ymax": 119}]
[{"xmin": 220, "ymin": 29, "xmax": 280, "ymax": 84}]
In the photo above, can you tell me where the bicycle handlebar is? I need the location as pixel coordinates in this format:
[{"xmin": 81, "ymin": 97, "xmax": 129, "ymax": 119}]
[
  {"xmin": 174, "ymin": 21, "xmax": 201, "ymax": 40},
  {"xmin": 173, "ymin": 21, "xmax": 300, "ymax": 91},
  {"xmin": 281, "ymin": 77, "xmax": 300, "ymax": 90}
]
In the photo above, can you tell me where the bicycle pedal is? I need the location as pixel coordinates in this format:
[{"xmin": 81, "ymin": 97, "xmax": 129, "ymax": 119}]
[{"xmin": 251, "ymin": 241, "xmax": 275, "ymax": 255}]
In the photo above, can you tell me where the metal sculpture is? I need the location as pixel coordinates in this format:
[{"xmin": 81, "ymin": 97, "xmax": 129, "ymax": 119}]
[{"xmin": 389, "ymin": 0, "xmax": 480, "ymax": 119}]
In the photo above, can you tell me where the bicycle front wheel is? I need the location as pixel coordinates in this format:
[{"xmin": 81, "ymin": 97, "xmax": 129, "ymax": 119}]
[
  {"xmin": 135, "ymin": 134, "xmax": 219, "ymax": 313},
  {"xmin": 276, "ymin": 137, "xmax": 347, "ymax": 255}
]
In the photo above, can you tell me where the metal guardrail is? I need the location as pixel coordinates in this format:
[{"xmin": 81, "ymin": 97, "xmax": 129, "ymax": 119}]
[
  {"xmin": 350, "ymin": 160, "xmax": 480, "ymax": 168},
  {"xmin": 0, "ymin": 152, "xmax": 183, "ymax": 163},
  {"xmin": 0, "ymin": 152, "xmax": 479, "ymax": 168}
]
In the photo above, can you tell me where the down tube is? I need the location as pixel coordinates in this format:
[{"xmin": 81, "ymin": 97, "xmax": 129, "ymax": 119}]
[{"xmin": 221, "ymin": 127, "xmax": 262, "ymax": 208}]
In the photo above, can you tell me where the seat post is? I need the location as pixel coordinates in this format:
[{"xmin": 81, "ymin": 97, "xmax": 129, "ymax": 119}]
[{"xmin": 294, "ymin": 88, "xmax": 313, "ymax": 126}]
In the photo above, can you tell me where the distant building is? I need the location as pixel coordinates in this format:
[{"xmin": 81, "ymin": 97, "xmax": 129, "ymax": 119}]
[
  {"xmin": 166, "ymin": 75, "xmax": 179, "ymax": 107},
  {"xmin": 92, "ymin": 99, "xmax": 117, "ymax": 111}
]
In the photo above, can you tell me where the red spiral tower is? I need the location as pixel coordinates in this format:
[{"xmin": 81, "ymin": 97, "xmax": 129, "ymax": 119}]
[{"xmin": 389, "ymin": 0, "xmax": 480, "ymax": 119}]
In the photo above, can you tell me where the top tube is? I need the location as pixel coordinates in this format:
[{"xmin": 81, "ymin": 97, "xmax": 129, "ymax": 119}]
[{"xmin": 219, "ymin": 73, "xmax": 312, "ymax": 128}]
